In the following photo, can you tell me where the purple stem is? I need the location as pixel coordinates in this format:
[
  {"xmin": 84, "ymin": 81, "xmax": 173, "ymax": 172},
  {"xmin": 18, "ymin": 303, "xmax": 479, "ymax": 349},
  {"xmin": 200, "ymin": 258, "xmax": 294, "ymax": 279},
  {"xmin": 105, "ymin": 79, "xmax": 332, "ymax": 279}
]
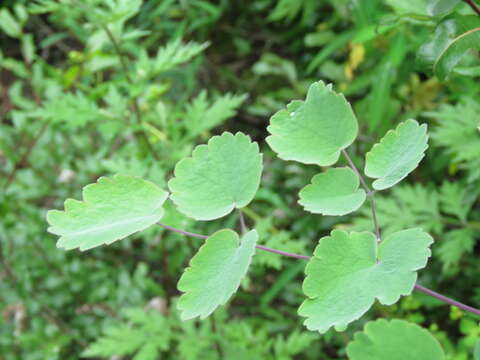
[
  {"xmin": 157, "ymin": 223, "xmax": 309, "ymax": 259},
  {"xmin": 157, "ymin": 222, "xmax": 480, "ymax": 317},
  {"xmin": 414, "ymin": 284, "xmax": 480, "ymax": 316}
]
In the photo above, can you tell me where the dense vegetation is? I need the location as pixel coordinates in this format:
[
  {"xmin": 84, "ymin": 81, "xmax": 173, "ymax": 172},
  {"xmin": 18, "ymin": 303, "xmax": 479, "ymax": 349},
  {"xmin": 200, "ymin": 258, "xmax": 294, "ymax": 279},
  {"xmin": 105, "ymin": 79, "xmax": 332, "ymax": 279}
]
[{"xmin": 1, "ymin": 0, "xmax": 480, "ymax": 359}]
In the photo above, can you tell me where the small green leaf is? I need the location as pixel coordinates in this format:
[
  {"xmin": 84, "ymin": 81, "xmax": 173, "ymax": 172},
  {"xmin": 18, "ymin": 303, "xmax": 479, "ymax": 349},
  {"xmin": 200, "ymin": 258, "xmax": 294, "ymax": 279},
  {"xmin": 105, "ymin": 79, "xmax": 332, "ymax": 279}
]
[
  {"xmin": 177, "ymin": 229, "xmax": 258, "ymax": 320},
  {"xmin": 47, "ymin": 175, "xmax": 168, "ymax": 251},
  {"xmin": 298, "ymin": 228, "xmax": 433, "ymax": 333},
  {"xmin": 347, "ymin": 319, "xmax": 445, "ymax": 360},
  {"xmin": 0, "ymin": 9, "xmax": 22, "ymax": 38},
  {"xmin": 298, "ymin": 167, "xmax": 366, "ymax": 216},
  {"xmin": 266, "ymin": 81, "xmax": 358, "ymax": 166},
  {"xmin": 365, "ymin": 119, "xmax": 428, "ymax": 190},
  {"xmin": 168, "ymin": 132, "xmax": 263, "ymax": 221}
]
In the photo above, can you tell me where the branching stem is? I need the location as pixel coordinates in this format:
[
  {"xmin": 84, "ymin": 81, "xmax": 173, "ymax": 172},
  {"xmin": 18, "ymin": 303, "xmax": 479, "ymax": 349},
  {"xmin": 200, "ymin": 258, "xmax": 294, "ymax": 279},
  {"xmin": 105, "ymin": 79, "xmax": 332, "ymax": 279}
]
[
  {"xmin": 341, "ymin": 149, "xmax": 381, "ymax": 241},
  {"xmin": 157, "ymin": 222, "xmax": 480, "ymax": 317}
]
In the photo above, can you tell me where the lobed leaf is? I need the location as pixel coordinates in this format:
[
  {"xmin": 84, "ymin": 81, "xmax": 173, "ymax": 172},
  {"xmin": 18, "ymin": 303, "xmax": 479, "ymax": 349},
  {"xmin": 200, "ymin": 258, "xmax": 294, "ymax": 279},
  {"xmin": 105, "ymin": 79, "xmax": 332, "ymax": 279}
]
[
  {"xmin": 298, "ymin": 228, "xmax": 433, "ymax": 333},
  {"xmin": 365, "ymin": 119, "xmax": 428, "ymax": 190},
  {"xmin": 47, "ymin": 175, "xmax": 168, "ymax": 251},
  {"xmin": 347, "ymin": 319, "xmax": 445, "ymax": 360},
  {"xmin": 266, "ymin": 81, "xmax": 358, "ymax": 166},
  {"xmin": 168, "ymin": 132, "xmax": 263, "ymax": 221},
  {"xmin": 298, "ymin": 167, "xmax": 366, "ymax": 216},
  {"xmin": 177, "ymin": 229, "xmax": 258, "ymax": 320}
]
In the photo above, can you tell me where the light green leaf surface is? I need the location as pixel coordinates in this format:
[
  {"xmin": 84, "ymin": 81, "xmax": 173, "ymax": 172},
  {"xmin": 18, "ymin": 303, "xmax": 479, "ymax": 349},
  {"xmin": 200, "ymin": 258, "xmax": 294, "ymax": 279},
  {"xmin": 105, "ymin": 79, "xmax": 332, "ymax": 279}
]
[
  {"xmin": 298, "ymin": 167, "xmax": 366, "ymax": 216},
  {"xmin": 177, "ymin": 229, "xmax": 258, "ymax": 320},
  {"xmin": 168, "ymin": 132, "xmax": 263, "ymax": 221},
  {"xmin": 266, "ymin": 81, "xmax": 358, "ymax": 166},
  {"xmin": 365, "ymin": 119, "xmax": 428, "ymax": 190},
  {"xmin": 47, "ymin": 175, "xmax": 168, "ymax": 251},
  {"xmin": 347, "ymin": 319, "xmax": 445, "ymax": 360},
  {"xmin": 298, "ymin": 228, "xmax": 433, "ymax": 333}
]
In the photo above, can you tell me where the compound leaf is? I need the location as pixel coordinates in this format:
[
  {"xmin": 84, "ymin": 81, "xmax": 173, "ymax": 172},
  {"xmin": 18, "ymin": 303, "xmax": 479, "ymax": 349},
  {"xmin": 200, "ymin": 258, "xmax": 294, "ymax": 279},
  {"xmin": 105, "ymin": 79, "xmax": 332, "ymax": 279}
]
[
  {"xmin": 177, "ymin": 229, "xmax": 258, "ymax": 320},
  {"xmin": 298, "ymin": 167, "xmax": 366, "ymax": 215},
  {"xmin": 347, "ymin": 319, "xmax": 445, "ymax": 360},
  {"xmin": 365, "ymin": 119, "xmax": 428, "ymax": 190},
  {"xmin": 266, "ymin": 81, "xmax": 358, "ymax": 166},
  {"xmin": 47, "ymin": 175, "xmax": 168, "ymax": 251},
  {"xmin": 298, "ymin": 228, "xmax": 433, "ymax": 333},
  {"xmin": 168, "ymin": 132, "xmax": 262, "ymax": 221}
]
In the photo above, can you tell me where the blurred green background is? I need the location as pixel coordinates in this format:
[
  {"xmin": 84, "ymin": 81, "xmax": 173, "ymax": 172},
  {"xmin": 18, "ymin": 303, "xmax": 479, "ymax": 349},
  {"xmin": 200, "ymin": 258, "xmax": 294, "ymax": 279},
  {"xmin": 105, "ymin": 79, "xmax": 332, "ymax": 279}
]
[{"xmin": 1, "ymin": 0, "xmax": 479, "ymax": 359}]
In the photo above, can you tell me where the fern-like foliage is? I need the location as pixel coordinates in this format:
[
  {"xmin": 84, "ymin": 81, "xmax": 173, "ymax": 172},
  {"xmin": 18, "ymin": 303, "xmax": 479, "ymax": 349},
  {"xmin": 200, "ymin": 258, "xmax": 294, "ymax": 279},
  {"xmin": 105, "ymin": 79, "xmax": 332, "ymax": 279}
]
[
  {"xmin": 351, "ymin": 184, "xmax": 443, "ymax": 236},
  {"xmin": 424, "ymin": 97, "xmax": 480, "ymax": 181},
  {"xmin": 82, "ymin": 308, "xmax": 171, "ymax": 360},
  {"xmin": 184, "ymin": 91, "xmax": 248, "ymax": 139},
  {"xmin": 136, "ymin": 39, "xmax": 209, "ymax": 78}
]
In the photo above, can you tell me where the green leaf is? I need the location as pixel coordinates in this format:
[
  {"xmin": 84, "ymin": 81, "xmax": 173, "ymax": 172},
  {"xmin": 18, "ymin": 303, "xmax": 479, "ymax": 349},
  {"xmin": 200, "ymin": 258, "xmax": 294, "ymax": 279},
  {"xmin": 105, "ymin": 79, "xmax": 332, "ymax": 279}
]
[
  {"xmin": 298, "ymin": 167, "xmax": 366, "ymax": 216},
  {"xmin": 184, "ymin": 91, "xmax": 248, "ymax": 139},
  {"xmin": 417, "ymin": 15, "xmax": 480, "ymax": 79},
  {"xmin": 347, "ymin": 319, "xmax": 445, "ymax": 360},
  {"xmin": 437, "ymin": 228, "xmax": 475, "ymax": 274},
  {"xmin": 82, "ymin": 308, "xmax": 171, "ymax": 360},
  {"xmin": 0, "ymin": 9, "xmax": 22, "ymax": 38},
  {"xmin": 435, "ymin": 20, "xmax": 480, "ymax": 80},
  {"xmin": 47, "ymin": 175, "xmax": 168, "ymax": 251},
  {"xmin": 423, "ymin": 97, "xmax": 480, "ymax": 181},
  {"xmin": 298, "ymin": 228, "xmax": 433, "ymax": 333},
  {"xmin": 177, "ymin": 229, "xmax": 258, "ymax": 320},
  {"xmin": 266, "ymin": 81, "xmax": 358, "ymax": 166},
  {"xmin": 365, "ymin": 119, "xmax": 428, "ymax": 190},
  {"xmin": 475, "ymin": 339, "xmax": 480, "ymax": 360},
  {"xmin": 427, "ymin": 0, "xmax": 461, "ymax": 16},
  {"xmin": 384, "ymin": 0, "xmax": 430, "ymax": 16},
  {"xmin": 168, "ymin": 132, "xmax": 263, "ymax": 221}
]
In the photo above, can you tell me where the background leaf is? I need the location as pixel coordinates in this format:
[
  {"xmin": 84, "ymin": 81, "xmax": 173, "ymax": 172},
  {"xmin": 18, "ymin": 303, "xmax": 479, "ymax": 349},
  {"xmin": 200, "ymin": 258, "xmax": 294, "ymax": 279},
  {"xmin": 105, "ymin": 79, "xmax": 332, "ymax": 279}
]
[
  {"xmin": 298, "ymin": 228, "xmax": 433, "ymax": 333},
  {"xmin": 177, "ymin": 229, "xmax": 258, "ymax": 320},
  {"xmin": 346, "ymin": 319, "xmax": 445, "ymax": 360},
  {"xmin": 298, "ymin": 167, "xmax": 366, "ymax": 216},
  {"xmin": 365, "ymin": 119, "xmax": 428, "ymax": 190},
  {"xmin": 47, "ymin": 175, "xmax": 168, "ymax": 251},
  {"xmin": 266, "ymin": 81, "xmax": 358, "ymax": 166},
  {"xmin": 168, "ymin": 132, "xmax": 263, "ymax": 221}
]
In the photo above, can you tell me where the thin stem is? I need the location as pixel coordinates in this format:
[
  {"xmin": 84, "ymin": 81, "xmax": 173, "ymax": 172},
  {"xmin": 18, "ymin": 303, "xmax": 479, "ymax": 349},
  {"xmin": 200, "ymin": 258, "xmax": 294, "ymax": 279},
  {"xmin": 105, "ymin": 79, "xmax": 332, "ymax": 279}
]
[
  {"xmin": 414, "ymin": 284, "xmax": 480, "ymax": 316},
  {"xmin": 157, "ymin": 223, "xmax": 310, "ymax": 260},
  {"xmin": 464, "ymin": 0, "xmax": 480, "ymax": 15},
  {"xmin": 157, "ymin": 223, "xmax": 208, "ymax": 239},
  {"xmin": 102, "ymin": 25, "xmax": 158, "ymax": 160},
  {"xmin": 157, "ymin": 222, "xmax": 480, "ymax": 317},
  {"xmin": 341, "ymin": 149, "xmax": 381, "ymax": 241},
  {"xmin": 238, "ymin": 209, "xmax": 247, "ymax": 233}
]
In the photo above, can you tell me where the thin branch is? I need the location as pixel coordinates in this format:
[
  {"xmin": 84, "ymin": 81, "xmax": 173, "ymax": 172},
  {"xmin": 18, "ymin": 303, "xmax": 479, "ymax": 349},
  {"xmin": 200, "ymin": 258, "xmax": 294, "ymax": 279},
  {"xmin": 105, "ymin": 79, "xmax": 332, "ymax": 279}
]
[
  {"xmin": 464, "ymin": 0, "xmax": 480, "ymax": 15},
  {"xmin": 341, "ymin": 149, "xmax": 381, "ymax": 241},
  {"xmin": 156, "ymin": 222, "xmax": 480, "ymax": 317},
  {"xmin": 102, "ymin": 25, "xmax": 158, "ymax": 160},
  {"xmin": 414, "ymin": 284, "xmax": 480, "ymax": 316},
  {"xmin": 238, "ymin": 209, "xmax": 247, "ymax": 233},
  {"xmin": 157, "ymin": 223, "xmax": 310, "ymax": 260}
]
